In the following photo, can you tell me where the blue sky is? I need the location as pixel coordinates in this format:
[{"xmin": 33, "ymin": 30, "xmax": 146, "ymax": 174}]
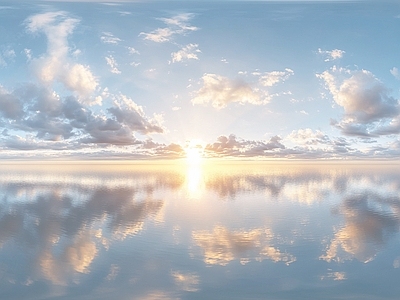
[{"xmin": 1, "ymin": 0, "xmax": 400, "ymax": 159}]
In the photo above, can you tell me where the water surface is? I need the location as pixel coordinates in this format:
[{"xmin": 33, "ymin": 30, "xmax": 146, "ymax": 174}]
[{"xmin": 0, "ymin": 162, "xmax": 399, "ymax": 299}]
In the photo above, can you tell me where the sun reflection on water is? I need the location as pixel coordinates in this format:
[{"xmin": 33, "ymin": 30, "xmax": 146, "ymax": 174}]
[{"xmin": 185, "ymin": 164, "xmax": 204, "ymax": 199}]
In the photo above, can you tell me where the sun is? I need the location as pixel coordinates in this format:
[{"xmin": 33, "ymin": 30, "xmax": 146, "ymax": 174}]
[{"xmin": 184, "ymin": 140, "xmax": 204, "ymax": 165}]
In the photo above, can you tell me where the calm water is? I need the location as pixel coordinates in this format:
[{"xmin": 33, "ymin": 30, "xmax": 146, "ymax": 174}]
[{"xmin": 0, "ymin": 162, "xmax": 399, "ymax": 300}]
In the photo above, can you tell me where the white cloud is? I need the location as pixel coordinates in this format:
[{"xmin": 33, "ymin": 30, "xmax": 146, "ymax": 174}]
[
  {"xmin": 128, "ymin": 46, "xmax": 140, "ymax": 55},
  {"xmin": 139, "ymin": 13, "xmax": 198, "ymax": 43},
  {"xmin": 171, "ymin": 43, "xmax": 200, "ymax": 63},
  {"xmin": 390, "ymin": 67, "xmax": 400, "ymax": 80},
  {"xmin": 318, "ymin": 48, "xmax": 345, "ymax": 61},
  {"xmin": 257, "ymin": 68, "xmax": 294, "ymax": 87},
  {"xmin": 60, "ymin": 64, "xmax": 98, "ymax": 98},
  {"xmin": 24, "ymin": 48, "xmax": 32, "ymax": 61},
  {"xmin": 25, "ymin": 11, "xmax": 98, "ymax": 98},
  {"xmin": 191, "ymin": 74, "xmax": 267, "ymax": 108},
  {"xmin": 101, "ymin": 32, "xmax": 122, "ymax": 44},
  {"xmin": 140, "ymin": 27, "xmax": 173, "ymax": 43},
  {"xmin": 0, "ymin": 48, "xmax": 16, "ymax": 67},
  {"xmin": 191, "ymin": 68, "xmax": 293, "ymax": 109},
  {"xmin": 317, "ymin": 66, "xmax": 400, "ymax": 137},
  {"xmin": 288, "ymin": 128, "xmax": 331, "ymax": 146},
  {"xmin": 105, "ymin": 55, "xmax": 121, "ymax": 74}
]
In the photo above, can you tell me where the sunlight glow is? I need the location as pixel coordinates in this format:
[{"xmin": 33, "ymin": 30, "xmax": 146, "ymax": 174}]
[{"xmin": 184, "ymin": 140, "xmax": 204, "ymax": 165}]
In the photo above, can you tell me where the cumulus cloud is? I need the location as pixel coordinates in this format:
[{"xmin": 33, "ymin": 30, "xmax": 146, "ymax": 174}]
[
  {"xmin": 0, "ymin": 82, "xmax": 164, "ymax": 149},
  {"xmin": 317, "ymin": 66, "xmax": 400, "ymax": 137},
  {"xmin": 191, "ymin": 74, "xmax": 267, "ymax": 108},
  {"xmin": 171, "ymin": 43, "xmax": 200, "ymax": 63},
  {"xmin": 205, "ymin": 134, "xmax": 285, "ymax": 157},
  {"xmin": 317, "ymin": 48, "xmax": 345, "ymax": 61},
  {"xmin": 79, "ymin": 94, "xmax": 164, "ymax": 145},
  {"xmin": 25, "ymin": 11, "xmax": 98, "ymax": 98},
  {"xmin": 288, "ymin": 128, "xmax": 331, "ymax": 146},
  {"xmin": 108, "ymin": 94, "xmax": 164, "ymax": 134},
  {"xmin": 139, "ymin": 13, "xmax": 198, "ymax": 43},
  {"xmin": 192, "ymin": 69, "xmax": 293, "ymax": 109}
]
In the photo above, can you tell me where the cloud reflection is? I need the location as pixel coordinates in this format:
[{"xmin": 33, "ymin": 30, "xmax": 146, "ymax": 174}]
[
  {"xmin": 1, "ymin": 163, "xmax": 400, "ymax": 298},
  {"xmin": 321, "ymin": 193, "xmax": 400, "ymax": 263},
  {"xmin": 192, "ymin": 226, "xmax": 295, "ymax": 266},
  {"xmin": 0, "ymin": 169, "xmax": 165, "ymax": 286}
]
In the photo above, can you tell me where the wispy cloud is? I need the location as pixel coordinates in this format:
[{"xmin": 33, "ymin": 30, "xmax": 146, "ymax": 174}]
[
  {"xmin": 105, "ymin": 55, "xmax": 121, "ymax": 74},
  {"xmin": 101, "ymin": 32, "xmax": 122, "ymax": 44},
  {"xmin": 317, "ymin": 48, "xmax": 345, "ymax": 61},
  {"xmin": 171, "ymin": 43, "xmax": 200, "ymax": 63},
  {"xmin": 139, "ymin": 13, "xmax": 198, "ymax": 43},
  {"xmin": 255, "ymin": 68, "xmax": 293, "ymax": 87}
]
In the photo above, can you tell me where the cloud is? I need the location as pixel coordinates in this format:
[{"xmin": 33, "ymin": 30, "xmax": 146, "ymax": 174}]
[
  {"xmin": 171, "ymin": 43, "xmax": 201, "ymax": 63},
  {"xmin": 390, "ymin": 67, "xmax": 400, "ymax": 80},
  {"xmin": 0, "ymin": 82, "xmax": 164, "ymax": 149},
  {"xmin": 60, "ymin": 63, "xmax": 98, "ymax": 97},
  {"xmin": 0, "ymin": 48, "xmax": 16, "ymax": 67},
  {"xmin": 320, "ymin": 272, "xmax": 347, "ymax": 281},
  {"xmin": 128, "ymin": 47, "xmax": 140, "ymax": 55},
  {"xmin": 108, "ymin": 94, "xmax": 164, "ymax": 134},
  {"xmin": 101, "ymin": 32, "xmax": 122, "ymax": 44},
  {"xmin": 105, "ymin": 55, "xmax": 121, "ymax": 74},
  {"xmin": 317, "ymin": 48, "xmax": 345, "ymax": 61},
  {"xmin": 0, "ymin": 87, "xmax": 24, "ymax": 119},
  {"xmin": 80, "ymin": 93, "xmax": 164, "ymax": 145},
  {"xmin": 139, "ymin": 13, "xmax": 198, "ymax": 43},
  {"xmin": 25, "ymin": 11, "xmax": 98, "ymax": 98},
  {"xmin": 317, "ymin": 66, "xmax": 400, "ymax": 137},
  {"xmin": 288, "ymin": 128, "xmax": 331, "ymax": 146},
  {"xmin": 257, "ymin": 68, "xmax": 294, "ymax": 87},
  {"xmin": 191, "ymin": 74, "xmax": 267, "ymax": 108},
  {"xmin": 192, "ymin": 69, "xmax": 293, "ymax": 109},
  {"xmin": 205, "ymin": 134, "xmax": 285, "ymax": 157}
]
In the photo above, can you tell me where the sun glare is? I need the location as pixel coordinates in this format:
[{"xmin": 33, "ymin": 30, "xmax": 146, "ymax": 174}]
[{"xmin": 185, "ymin": 140, "xmax": 204, "ymax": 165}]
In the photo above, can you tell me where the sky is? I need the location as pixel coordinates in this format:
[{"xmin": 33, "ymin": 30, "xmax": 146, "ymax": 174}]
[{"xmin": 1, "ymin": 0, "xmax": 400, "ymax": 160}]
